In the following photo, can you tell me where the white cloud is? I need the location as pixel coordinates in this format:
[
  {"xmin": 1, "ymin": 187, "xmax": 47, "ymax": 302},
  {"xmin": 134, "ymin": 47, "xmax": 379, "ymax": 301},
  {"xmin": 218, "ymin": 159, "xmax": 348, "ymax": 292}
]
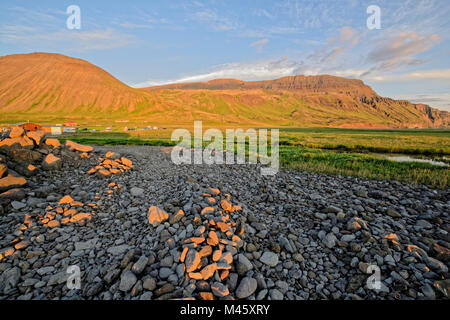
[
  {"xmin": 132, "ymin": 57, "xmax": 304, "ymax": 87},
  {"xmin": 366, "ymin": 69, "xmax": 450, "ymax": 82}
]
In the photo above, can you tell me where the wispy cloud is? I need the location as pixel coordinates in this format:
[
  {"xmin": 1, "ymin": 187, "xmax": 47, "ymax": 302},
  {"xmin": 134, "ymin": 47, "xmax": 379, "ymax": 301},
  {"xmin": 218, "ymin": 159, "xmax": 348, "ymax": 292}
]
[
  {"xmin": 362, "ymin": 30, "xmax": 441, "ymax": 75},
  {"xmin": 250, "ymin": 39, "xmax": 269, "ymax": 53},
  {"xmin": 0, "ymin": 24, "xmax": 137, "ymax": 51},
  {"xmin": 396, "ymin": 93, "xmax": 450, "ymax": 111},
  {"xmin": 0, "ymin": 6, "xmax": 137, "ymax": 51},
  {"xmin": 190, "ymin": 9, "xmax": 238, "ymax": 31}
]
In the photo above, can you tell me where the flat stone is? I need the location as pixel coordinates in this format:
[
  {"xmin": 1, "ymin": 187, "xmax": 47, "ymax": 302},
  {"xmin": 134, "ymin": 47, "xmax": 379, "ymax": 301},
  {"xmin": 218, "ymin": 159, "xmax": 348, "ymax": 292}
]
[
  {"xmin": 130, "ymin": 187, "xmax": 144, "ymax": 197},
  {"xmin": 260, "ymin": 251, "xmax": 279, "ymax": 267},
  {"xmin": 132, "ymin": 255, "xmax": 148, "ymax": 274},
  {"xmin": 65, "ymin": 140, "xmax": 93, "ymax": 153},
  {"xmin": 211, "ymin": 282, "xmax": 229, "ymax": 297},
  {"xmin": 0, "ymin": 175, "xmax": 27, "ymax": 192},
  {"xmin": 119, "ymin": 271, "xmax": 137, "ymax": 292},
  {"xmin": 235, "ymin": 277, "xmax": 257, "ymax": 299},
  {"xmin": 107, "ymin": 244, "xmax": 130, "ymax": 256},
  {"xmin": 11, "ymin": 201, "xmax": 26, "ymax": 210}
]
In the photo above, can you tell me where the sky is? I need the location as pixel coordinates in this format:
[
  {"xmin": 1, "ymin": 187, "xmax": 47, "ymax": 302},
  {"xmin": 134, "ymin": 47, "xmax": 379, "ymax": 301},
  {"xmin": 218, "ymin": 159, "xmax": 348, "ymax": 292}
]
[{"xmin": 0, "ymin": 0, "xmax": 450, "ymax": 111}]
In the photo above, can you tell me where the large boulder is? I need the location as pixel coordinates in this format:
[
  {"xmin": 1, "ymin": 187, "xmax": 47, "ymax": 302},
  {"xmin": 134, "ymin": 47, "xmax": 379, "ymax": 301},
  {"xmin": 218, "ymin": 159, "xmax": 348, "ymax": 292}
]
[
  {"xmin": 0, "ymin": 188, "xmax": 26, "ymax": 205},
  {"xmin": 9, "ymin": 127, "xmax": 25, "ymax": 138},
  {"xmin": 26, "ymin": 131, "xmax": 45, "ymax": 146},
  {"xmin": 0, "ymin": 175, "xmax": 27, "ymax": 192},
  {"xmin": 44, "ymin": 138, "xmax": 61, "ymax": 149},
  {"xmin": 10, "ymin": 149, "xmax": 42, "ymax": 164},
  {"xmin": 15, "ymin": 164, "xmax": 38, "ymax": 177},
  {"xmin": 65, "ymin": 140, "xmax": 93, "ymax": 153},
  {"xmin": 0, "ymin": 136, "xmax": 34, "ymax": 151},
  {"xmin": 42, "ymin": 154, "xmax": 62, "ymax": 170}
]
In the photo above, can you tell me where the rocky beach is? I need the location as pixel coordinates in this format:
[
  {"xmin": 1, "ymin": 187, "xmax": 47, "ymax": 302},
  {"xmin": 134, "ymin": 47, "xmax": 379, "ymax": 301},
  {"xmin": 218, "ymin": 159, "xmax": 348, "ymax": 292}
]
[{"xmin": 0, "ymin": 129, "xmax": 449, "ymax": 300}]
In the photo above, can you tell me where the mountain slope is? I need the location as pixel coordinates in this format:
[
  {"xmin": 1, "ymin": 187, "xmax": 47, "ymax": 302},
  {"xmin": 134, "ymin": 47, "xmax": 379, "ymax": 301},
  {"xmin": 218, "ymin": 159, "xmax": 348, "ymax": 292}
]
[
  {"xmin": 0, "ymin": 53, "xmax": 153, "ymax": 115},
  {"xmin": 0, "ymin": 52, "xmax": 448, "ymax": 128}
]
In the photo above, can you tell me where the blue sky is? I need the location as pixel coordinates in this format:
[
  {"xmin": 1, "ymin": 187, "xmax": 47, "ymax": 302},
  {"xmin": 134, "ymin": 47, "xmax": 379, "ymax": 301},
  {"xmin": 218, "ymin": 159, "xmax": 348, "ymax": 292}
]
[{"xmin": 1, "ymin": 0, "xmax": 450, "ymax": 111}]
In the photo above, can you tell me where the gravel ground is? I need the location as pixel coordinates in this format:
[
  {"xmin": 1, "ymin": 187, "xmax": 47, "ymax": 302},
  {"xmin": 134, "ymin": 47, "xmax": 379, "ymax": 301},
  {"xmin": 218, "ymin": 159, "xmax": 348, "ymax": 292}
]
[{"xmin": 0, "ymin": 145, "xmax": 449, "ymax": 300}]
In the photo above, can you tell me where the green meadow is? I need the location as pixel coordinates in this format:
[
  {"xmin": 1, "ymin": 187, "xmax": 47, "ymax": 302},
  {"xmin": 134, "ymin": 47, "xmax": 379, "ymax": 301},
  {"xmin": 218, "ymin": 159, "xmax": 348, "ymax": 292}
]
[{"xmin": 59, "ymin": 127, "xmax": 450, "ymax": 188}]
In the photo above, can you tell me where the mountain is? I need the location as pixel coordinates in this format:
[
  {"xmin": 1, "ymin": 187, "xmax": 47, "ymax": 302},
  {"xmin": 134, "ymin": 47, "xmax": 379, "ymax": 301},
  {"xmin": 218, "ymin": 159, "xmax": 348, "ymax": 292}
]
[
  {"xmin": 0, "ymin": 53, "xmax": 151, "ymax": 115},
  {"xmin": 0, "ymin": 52, "xmax": 448, "ymax": 128}
]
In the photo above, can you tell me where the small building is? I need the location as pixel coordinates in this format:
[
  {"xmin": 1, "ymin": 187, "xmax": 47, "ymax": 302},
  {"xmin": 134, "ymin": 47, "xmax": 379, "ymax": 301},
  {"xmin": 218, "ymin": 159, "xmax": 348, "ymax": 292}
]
[
  {"xmin": 43, "ymin": 125, "xmax": 63, "ymax": 135},
  {"xmin": 11, "ymin": 122, "xmax": 42, "ymax": 132},
  {"xmin": 63, "ymin": 127, "xmax": 76, "ymax": 133},
  {"xmin": 65, "ymin": 121, "xmax": 78, "ymax": 127}
]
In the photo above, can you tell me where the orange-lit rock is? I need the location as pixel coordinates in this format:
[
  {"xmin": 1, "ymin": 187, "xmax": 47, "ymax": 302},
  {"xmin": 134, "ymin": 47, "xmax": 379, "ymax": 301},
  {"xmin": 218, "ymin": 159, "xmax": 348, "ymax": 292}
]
[
  {"xmin": 42, "ymin": 154, "xmax": 62, "ymax": 170},
  {"xmin": 26, "ymin": 131, "xmax": 45, "ymax": 146},
  {"xmin": 180, "ymin": 247, "xmax": 188, "ymax": 263},
  {"xmin": 199, "ymin": 245, "xmax": 213, "ymax": 258},
  {"xmin": 232, "ymin": 205, "xmax": 242, "ymax": 211},
  {"xmin": 14, "ymin": 240, "xmax": 29, "ymax": 250},
  {"xmin": 211, "ymin": 282, "xmax": 229, "ymax": 297},
  {"xmin": 207, "ymin": 231, "xmax": 219, "ymax": 246},
  {"xmin": 220, "ymin": 270, "xmax": 229, "ymax": 281},
  {"xmin": 9, "ymin": 126, "xmax": 25, "ymax": 138},
  {"xmin": 221, "ymin": 252, "xmax": 233, "ymax": 265},
  {"xmin": 190, "ymin": 237, "xmax": 206, "ymax": 245},
  {"xmin": 64, "ymin": 208, "xmax": 77, "ymax": 217},
  {"xmin": 97, "ymin": 169, "xmax": 111, "ymax": 178},
  {"xmin": 199, "ymin": 292, "xmax": 214, "ymax": 300},
  {"xmin": 216, "ymin": 221, "xmax": 230, "ymax": 233},
  {"xmin": 185, "ymin": 249, "xmax": 201, "ymax": 273},
  {"xmin": 0, "ymin": 175, "xmax": 27, "ymax": 192},
  {"xmin": 65, "ymin": 140, "xmax": 93, "ymax": 153},
  {"xmin": 212, "ymin": 249, "xmax": 222, "ymax": 262},
  {"xmin": 147, "ymin": 206, "xmax": 169, "ymax": 225},
  {"xmin": 170, "ymin": 209, "xmax": 184, "ymax": 224},
  {"xmin": 208, "ymin": 187, "xmax": 220, "ymax": 195},
  {"xmin": 188, "ymin": 272, "xmax": 203, "ymax": 280},
  {"xmin": 121, "ymin": 157, "xmax": 133, "ymax": 167},
  {"xmin": 220, "ymin": 199, "xmax": 233, "ymax": 212},
  {"xmin": 59, "ymin": 195, "xmax": 74, "ymax": 205},
  {"xmin": 201, "ymin": 207, "xmax": 214, "ymax": 215},
  {"xmin": 47, "ymin": 220, "xmax": 60, "ymax": 228},
  {"xmin": 200, "ymin": 263, "xmax": 217, "ymax": 280},
  {"xmin": 110, "ymin": 168, "xmax": 120, "ymax": 175},
  {"xmin": 45, "ymin": 138, "xmax": 61, "ymax": 149},
  {"xmin": 70, "ymin": 213, "xmax": 91, "ymax": 223}
]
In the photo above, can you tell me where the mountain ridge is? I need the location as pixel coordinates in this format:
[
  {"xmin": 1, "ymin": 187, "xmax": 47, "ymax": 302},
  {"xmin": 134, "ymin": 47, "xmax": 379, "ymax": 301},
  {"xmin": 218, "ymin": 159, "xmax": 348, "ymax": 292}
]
[{"xmin": 0, "ymin": 52, "xmax": 448, "ymax": 128}]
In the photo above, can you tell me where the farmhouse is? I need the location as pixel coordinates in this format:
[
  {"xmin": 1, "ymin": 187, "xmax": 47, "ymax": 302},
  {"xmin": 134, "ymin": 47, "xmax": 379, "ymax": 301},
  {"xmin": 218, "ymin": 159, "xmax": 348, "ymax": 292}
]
[
  {"xmin": 63, "ymin": 127, "xmax": 77, "ymax": 133},
  {"xmin": 42, "ymin": 125, "xmax": 63, "ymax": 135},
  {"xmin": 65, "ymin": 121, "xmax": 78, "ymax": 127}
]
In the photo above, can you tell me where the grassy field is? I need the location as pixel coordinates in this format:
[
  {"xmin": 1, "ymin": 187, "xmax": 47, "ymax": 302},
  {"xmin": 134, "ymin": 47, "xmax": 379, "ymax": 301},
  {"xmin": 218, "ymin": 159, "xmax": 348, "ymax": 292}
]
[{"xmin": 59, "ymin": 128, "xmax": 450, "ymax": 188}]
